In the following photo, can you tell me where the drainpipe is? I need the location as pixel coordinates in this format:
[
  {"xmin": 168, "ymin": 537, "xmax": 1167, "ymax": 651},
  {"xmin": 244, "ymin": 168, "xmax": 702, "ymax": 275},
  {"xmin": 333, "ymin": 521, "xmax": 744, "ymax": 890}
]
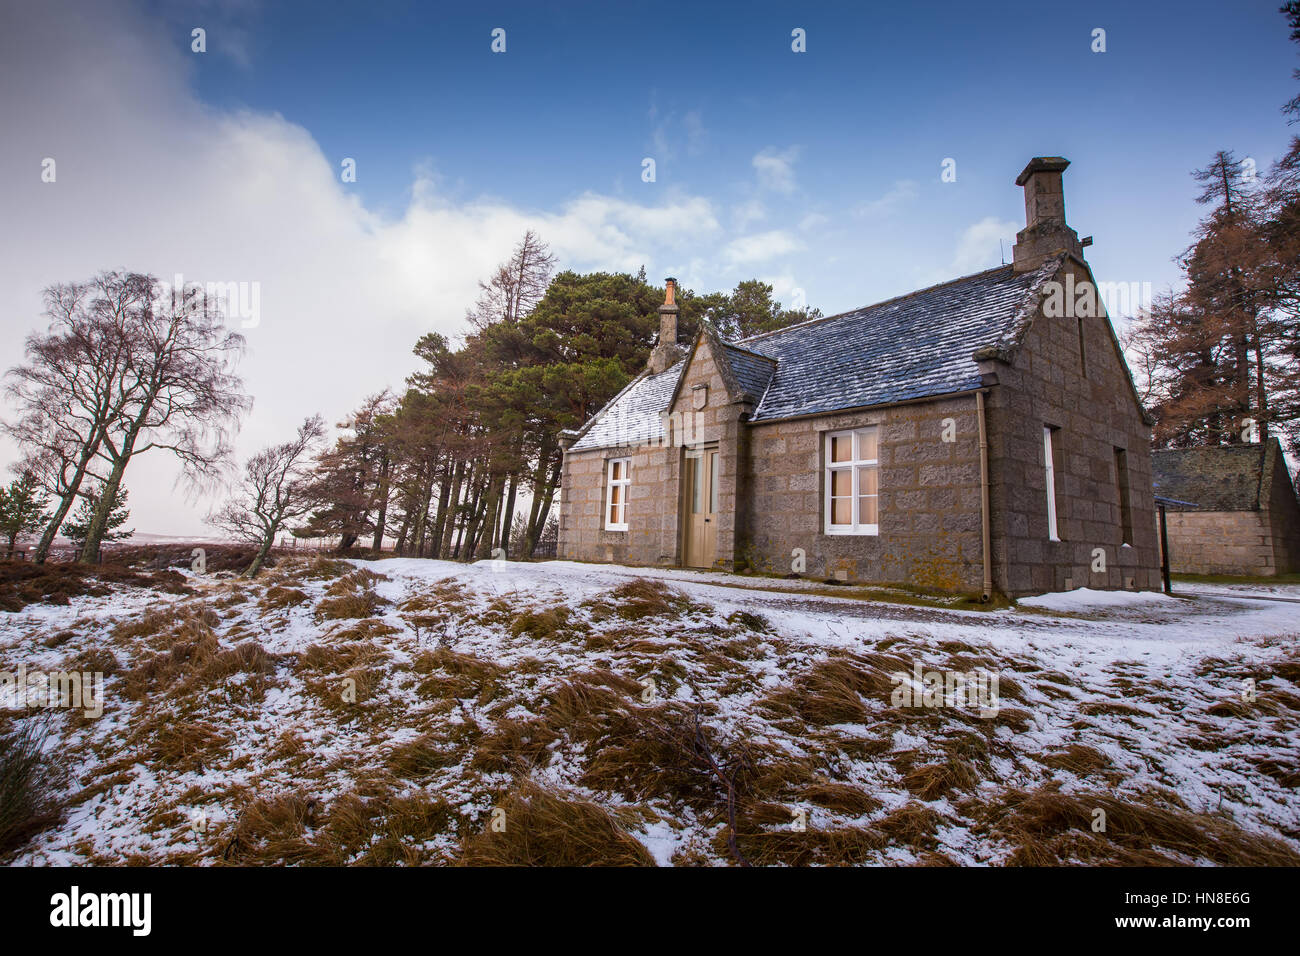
[{"xmin": 976, "ymin": 390, "xmax": 993, "ymax": 601}]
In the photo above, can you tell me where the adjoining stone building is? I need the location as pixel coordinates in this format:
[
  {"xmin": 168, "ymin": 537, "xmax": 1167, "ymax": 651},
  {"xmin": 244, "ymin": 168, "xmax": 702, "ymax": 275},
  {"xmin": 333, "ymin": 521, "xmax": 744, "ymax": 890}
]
[
  {"xmin": 557, "ymin": 157, "xmax": 1162, "ymax": 597},
  {"xmin": 1152, "ymin": 439, "xmax": 1300, "ymax": 577}
]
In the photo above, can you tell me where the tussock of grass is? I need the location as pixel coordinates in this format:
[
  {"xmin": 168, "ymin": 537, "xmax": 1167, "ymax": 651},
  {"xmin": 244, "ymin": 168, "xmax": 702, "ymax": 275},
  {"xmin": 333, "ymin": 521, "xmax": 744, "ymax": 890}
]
[
  {"xmin": 875, "ymin": 802, "xmax": 945, "ymax": 850},
  {"xmin": 0, "ymin": 719, "xmax": 63, "ymax": 858},
  {"xmin": 123, "ymin": 624, "xmax": 281, "ymax": 704},
  {"xmin": 61, "ymin": 646, "xmax": 120, "ymax": 676},
  {"xmin": 301, "ymin": 640, "xmax": 389, "ymax": 675},
  {"xmin": 1042, "ymin": 744, "xmax": 1112, "ymax": 777},
  {"xmin": 135, "ymin": 718, "xmax": 230, "ymax": 773},
  {"xmin": 797, "ymin": 781, "xmax": 883, "ymax": 816},
  {"xmin": 600, "ymin": 579, "xmax": 701, "ymax": 621},
  {"xmin": 733, "ymin": 822, "xmax": 883, "ymax": 867},
  {"xmin": 219, "ymin": 791, "xmax": 323, "ymax": 865},
  {"xmin": 315, "ymin": 591, "xmax": 387, "ymax": 621},
  {"xmin": 760, "ymin": 652, "xmax": 904, "ymax": 727},
  {"xmin": 979, "ymin": 787, "xmax": 1300, "ymax": 866},
  {"xmin": 111, "ymin": 604, "xmax": 220, "ymax": 644},
  {"xmin": 509, "ymin": 605, "xmax": 575, "ymax": 640},
  {"xmin": 326, "ymin": 568, "xmax": 389, "ymax": 595},
  {"xmin": 901, "ymin": 757, "xmax": 979, "ymax": 800},
  {"xmin": 260, "ymin": 586, "xmax": 309, "ymax": 610},
  {"xmin": 456, "ymin": 782, "xmax": 654, "ymax": 867},
  {"xmin": 471, "ymin": 718, "xmax": 559, "ymax": 773},
  {"xmin": 295, "ymin": 557, "xmax": 354, "ymax": 581},
  {"xmin": 386, "ymin": 734, "xmax": 460, "ymax": 778},
  {"xmin": 414, "ymin": 648, "xmax": 505, "ymax": 704},
  {"xmin": 726, "ymin": 610, "xmax": 771, "ymax": 633}
]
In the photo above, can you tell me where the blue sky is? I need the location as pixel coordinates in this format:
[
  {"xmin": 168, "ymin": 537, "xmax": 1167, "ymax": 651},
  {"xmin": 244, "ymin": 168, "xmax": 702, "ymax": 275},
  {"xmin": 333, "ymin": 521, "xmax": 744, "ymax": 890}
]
[
  {"xmin": 2, "ymin": 0, "xmax": 1297, "ymax": 534},
  {"xmin": 169, "ymin": 0, "xmax": 1298, "ymax": 307}
]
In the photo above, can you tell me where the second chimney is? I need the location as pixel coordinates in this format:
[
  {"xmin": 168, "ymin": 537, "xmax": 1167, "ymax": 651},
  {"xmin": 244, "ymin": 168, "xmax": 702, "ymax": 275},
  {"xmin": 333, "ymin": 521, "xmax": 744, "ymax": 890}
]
[
  {"xmin": 649, "ymin": 277, "xmax": 683, "ymax": 373},
  {"xmin": 1012, "ymin": 157, "xmax": 1084, "ymax": 272}
]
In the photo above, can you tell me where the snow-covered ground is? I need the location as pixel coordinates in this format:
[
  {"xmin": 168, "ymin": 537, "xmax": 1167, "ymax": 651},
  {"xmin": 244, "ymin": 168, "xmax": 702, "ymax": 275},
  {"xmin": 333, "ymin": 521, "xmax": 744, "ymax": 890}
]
[{"xmin": 2, "ymin": 556, "xmax": 1298, "ymax": 866}]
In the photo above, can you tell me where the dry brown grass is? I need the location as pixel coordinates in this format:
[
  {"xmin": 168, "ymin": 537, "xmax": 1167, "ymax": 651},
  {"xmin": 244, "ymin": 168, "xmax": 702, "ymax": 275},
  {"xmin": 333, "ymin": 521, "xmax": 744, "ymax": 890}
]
[
  {"xmin": 456, "ymin": 782, "xmax": 655, "ymax": 867},
  {"xmin": 508, "ymin": 605, "xmax": 575, "ymax": 640},
  {"xmin": 121, "ymin": 612, "xmax": 281, "ymax": 706},
  {"xmin": 259, "ymin": 586, "xmax": 310, "ymax": 611},
  {"xmin": 414, "ymin": 648, "xmax": 506, "ymax": 705},
  {"xmin": 733, "ymin": 823, "xmax": 883, "ymax": 866},
  {"xmin": 875, "ymin": 802, "xmax": 945, "ymax": 850},
  {"xmin": 217, "ymin": 787, "xmax": 456, "ymax": 866},
  {"xmin": 901, "ymin": 757, "xmax": 980, "ymax": 800},
  {"xmin": 133, "ymin": 718, "xmax": 230, "ymax": 773},
  {"xmin": 759, "ymin": 652, "xmax": 903, "ymax": 727},
  {"xmin": 315, "ymin": 591, "xmax": 387, "ymax": 620},
  {"xmin": 313, "ymin": 568, "xmax": 390, "ymax": 620},
  {"xmin": 110, "ymin": 604, "xmax": 220, "ymax": 644},
  {"xmin": 978, "ymin": 786, "xmax": 1300, "ymax": 866},
  {"xmin": 1042, "ymin": 744, "xmax": 1113, "ymax": 777},
  {"xmin": 387, "ymin": 734, "xmax": 461, "ymax": 778},
  {"xmin": 293, "ymin": 556, "xmax": 354, "ymax": 581},
  {"xmin": 60, "ymin": 646, "xmax": 120, "ymax": 676},
  {"xmin": 797, "ymin": 781, "xmax": 883, "ymax": 816},
  {"xmin": 470, "ymin": 718, "xmax": 555, "ymax": 773},
  {"xmin": 598, "ymin": 579, "xmax": 701, "ymax": 621}
]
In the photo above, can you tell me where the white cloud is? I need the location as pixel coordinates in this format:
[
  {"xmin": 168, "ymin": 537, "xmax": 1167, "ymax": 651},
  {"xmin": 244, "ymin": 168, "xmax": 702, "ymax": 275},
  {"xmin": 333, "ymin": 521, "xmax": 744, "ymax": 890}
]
[
  {"xmin": 854, "ymin": 179, "xmax": 918, "ymax": 218},
  {"xmin": 723, "ymin": 230, "xmax": 803, "ymax": 265},
  {"xmin": 951, "ymin": 217, "xmax": 1020, "ymax": 274},
  {"xmin": 752, "ymin": 146, "xmax": 801, "ymax": 193},
  {"xmin": 732, "ymin": 199, "xmax": 767, "ymax": 231},
  {"xmin": 798, "ymin": 212, "xmax": 829, "ymax": 232},
  {"xmin": 0, "ymin": 0, "xmax": 724, "ymax": 536}
]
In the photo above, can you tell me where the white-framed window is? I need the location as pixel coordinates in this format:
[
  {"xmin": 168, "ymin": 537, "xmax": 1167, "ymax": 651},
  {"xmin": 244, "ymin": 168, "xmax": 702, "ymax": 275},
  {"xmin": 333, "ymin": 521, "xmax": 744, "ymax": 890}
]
[
  {"xmin": 605, "ymin": 457, "xmax": 631, "ymax": 531},
  {"xmin": 1043, "ymin": 426, "xmax": 1060, "ymax": 541},
  {"xmin": 824, "ymin": 427, "xmax": 879, "ymax": 535}
]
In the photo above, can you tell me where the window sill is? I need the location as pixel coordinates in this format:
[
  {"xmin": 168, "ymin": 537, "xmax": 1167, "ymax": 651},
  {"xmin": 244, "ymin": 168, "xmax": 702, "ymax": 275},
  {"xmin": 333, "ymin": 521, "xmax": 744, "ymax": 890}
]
[
  {"xmin": 825, "ymin": 525, "xmax": 879, "ymax": 536},
  {"xmin": 604, "ymin": 525, "xmax": 628, "ymax": 533}
]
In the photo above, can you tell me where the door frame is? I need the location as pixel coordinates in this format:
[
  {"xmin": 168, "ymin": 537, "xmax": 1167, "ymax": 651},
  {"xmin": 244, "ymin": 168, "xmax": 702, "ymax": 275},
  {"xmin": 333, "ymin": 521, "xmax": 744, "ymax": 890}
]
[{"xmin": 680, "ymin": 443, "xmax": 719, "ymax": 568}]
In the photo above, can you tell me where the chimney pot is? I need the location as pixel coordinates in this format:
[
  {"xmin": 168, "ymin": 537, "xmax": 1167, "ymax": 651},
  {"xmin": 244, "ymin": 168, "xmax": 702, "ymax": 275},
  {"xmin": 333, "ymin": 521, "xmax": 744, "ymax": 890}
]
[
  {"xmin": 649, "ymin": 276, "xmax": 684, "ymax": 373},
  {"xmin": 1012, "ymin": 156, "xmax": 1084, "ymax": 272}
]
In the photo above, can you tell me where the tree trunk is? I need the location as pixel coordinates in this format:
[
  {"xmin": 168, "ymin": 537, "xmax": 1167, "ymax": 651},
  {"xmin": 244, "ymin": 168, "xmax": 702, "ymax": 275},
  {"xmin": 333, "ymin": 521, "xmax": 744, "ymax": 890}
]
[
  {"xmin": 439, "ymin": 458, "xmax": 465, "ymax": 560},
  {"xmin": 499, "ymin": 473, "xmax": 518, "ymax": 557},
  {"xmin": 246, "ymin": 530, "xmax": 276, "ymax": 578},
  {"xmin": 34, "ymin": 440, "xmax": 101, "ymax": 563},
  {"xmin": 525, "ymin": 451, "xmax": 563, "ymax": 556},
  {"xmin": 371, "ymin": 452, "xmax": 391, "ymax": 551},
  {"xmin": 475, "ymin": 472, "xmax": 505, "ymax": 560},
  {"xmin": 79, "ymin": 449, "xmax": 131, "ymax": 563}
]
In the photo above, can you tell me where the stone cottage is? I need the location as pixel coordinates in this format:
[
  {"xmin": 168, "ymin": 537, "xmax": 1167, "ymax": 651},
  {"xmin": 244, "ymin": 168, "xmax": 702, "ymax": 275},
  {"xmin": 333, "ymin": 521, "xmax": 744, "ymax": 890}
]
[
  {"xmin": 1152, "ymin": 439, "xmax": 1300, "ymax": 576},
  {"xmin": 557, "ymin": 157, "xmax": 1162, "ymax": 597}
]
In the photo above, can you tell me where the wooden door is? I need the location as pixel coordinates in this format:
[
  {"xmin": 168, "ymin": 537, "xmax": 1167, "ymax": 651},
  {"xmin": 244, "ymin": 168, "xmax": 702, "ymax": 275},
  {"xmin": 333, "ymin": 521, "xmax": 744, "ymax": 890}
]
[{"xmin": 683, "ymin": 447, "xmax": 719, "ymax": 568}]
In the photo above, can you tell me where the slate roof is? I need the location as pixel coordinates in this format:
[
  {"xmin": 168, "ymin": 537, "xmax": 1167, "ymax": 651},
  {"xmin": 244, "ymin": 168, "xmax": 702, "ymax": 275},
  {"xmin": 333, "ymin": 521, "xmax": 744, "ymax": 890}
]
[
  {"xmin": 739, "ymin": 262, "xmax": 1053, "ymax": 421},
  {"xmin": 569, "ymin": 363, "xmax": 681, "ymax": 451},
  {"xmin": 569, "ymin": 259, "xmax": 1059, "ymax": 451},
  {"xmin": 1151, "ymin": 444, "xmax": 1268, "ymax": 512},
  {"xmin": 718, "ymin": 343, "xmax": 776, "ymax": 401}
]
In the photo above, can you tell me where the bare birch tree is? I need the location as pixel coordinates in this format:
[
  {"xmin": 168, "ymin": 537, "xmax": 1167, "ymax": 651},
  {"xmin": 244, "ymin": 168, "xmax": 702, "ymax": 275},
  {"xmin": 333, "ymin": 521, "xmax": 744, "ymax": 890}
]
[{"xmin": 209, "ymin": 415, "xmax": 327, "ymax": 577}]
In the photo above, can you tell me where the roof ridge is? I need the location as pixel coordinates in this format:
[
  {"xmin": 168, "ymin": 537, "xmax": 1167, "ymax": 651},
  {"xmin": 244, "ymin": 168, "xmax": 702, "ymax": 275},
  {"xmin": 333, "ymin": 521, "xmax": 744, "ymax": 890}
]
[{"xmin": 736, "ymin": 263, "xmax": 1016, "ymax": 347}]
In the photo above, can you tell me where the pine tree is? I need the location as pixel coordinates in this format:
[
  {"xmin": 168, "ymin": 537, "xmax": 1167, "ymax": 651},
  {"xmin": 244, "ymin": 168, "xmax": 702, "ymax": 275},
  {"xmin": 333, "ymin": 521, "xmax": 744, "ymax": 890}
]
[
  {"xmin": 0, "ymin": 472, "xmax": 51, "ymax": 558},
  {"xmin": 63, "ymin": 484, "xmax": 132, "ymax": 556}
]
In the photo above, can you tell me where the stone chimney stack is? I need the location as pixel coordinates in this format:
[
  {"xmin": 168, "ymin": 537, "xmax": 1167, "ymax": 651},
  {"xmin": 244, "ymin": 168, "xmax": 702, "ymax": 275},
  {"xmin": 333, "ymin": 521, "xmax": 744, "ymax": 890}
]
[
  {"xmin": 1012, "ymin": 157, "xmax": 1084, "ymax": 272},
  {"xmin": 648, "ymin": 277, "xmax": 685, "ymax": 373}
]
